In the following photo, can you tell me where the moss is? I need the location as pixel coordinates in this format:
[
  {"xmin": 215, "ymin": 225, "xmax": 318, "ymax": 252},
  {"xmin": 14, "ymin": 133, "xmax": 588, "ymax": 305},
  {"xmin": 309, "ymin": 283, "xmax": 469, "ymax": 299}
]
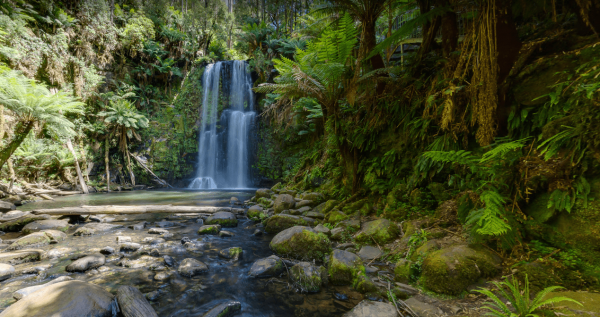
[
  {"xmin": 328, "ymin": 251, "xmax": 365, "ymax": 286},
  {"xmin": 0, "ymin": 216, "xmax": 44, "ymax": 232},
  {"xmin": 205, "ymin": 217, "xmax": 238, "ymax": 228},
  {"xmin": 229, "ymin": 247, "xmax": 242, "ymax": 257},
  {"xmin": 290, "ymin": 263, "xmax": 324, "ymax": 292},
  {"xmin": 257, "ymin": 197, "xmax": 273, "ymax": 208},
  {"xmin": 264, "ymin": 215, "xmax": 308, "ymax": 234},
  {"xmin": 394, "ymin": 259, "xmax": 413, "ymax": 283},
  {"xmin": 355, "ymin": 219, "xmax": 399, "ymax": 244},
  {"xmin": 325, "ymin": 210, "xmax": 348, "ymax": 224},
  {"xmin": 197, "ymin": 225, "xmax": 221, "ymax": 235},
  {"xmin": 316, "ymin": 200, "xmax": 340, "ymax": 214},
  {"xmin": 270, "ymin": 229, "xmax": 331, "ymax": 262},
  {"xmin": 410, "ymin": 240, "xmax": 440, "ymax": 262},
  {"xmin": 354, "ymin": 273, "xmax": 378, "ymax": 294}
]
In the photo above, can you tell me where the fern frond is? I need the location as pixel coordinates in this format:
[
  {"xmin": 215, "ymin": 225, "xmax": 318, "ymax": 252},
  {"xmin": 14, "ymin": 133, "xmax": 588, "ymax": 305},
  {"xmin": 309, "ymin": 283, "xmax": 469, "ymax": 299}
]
[
  {"xmin": 481, "ymin": 138, "xmax": 529, "ymax": 163},
  {"xmin": 422, "ymin": 150, "xmax": 478, "ymax": 167}
]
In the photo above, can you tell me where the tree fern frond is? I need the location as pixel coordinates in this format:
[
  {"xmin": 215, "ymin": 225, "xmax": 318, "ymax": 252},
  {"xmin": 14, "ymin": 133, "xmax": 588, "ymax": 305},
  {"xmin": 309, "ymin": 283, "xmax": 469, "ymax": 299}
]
[{"xmin": 481, "ymin": 138, "xmax": 529, "ymax": 162}]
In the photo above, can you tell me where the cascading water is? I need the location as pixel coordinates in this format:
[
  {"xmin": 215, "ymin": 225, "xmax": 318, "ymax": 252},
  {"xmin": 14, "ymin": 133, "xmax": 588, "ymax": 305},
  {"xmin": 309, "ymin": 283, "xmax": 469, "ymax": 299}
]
[{"xmin": 188, "ymin": 61, "xmax": 256, "ymax": 189}]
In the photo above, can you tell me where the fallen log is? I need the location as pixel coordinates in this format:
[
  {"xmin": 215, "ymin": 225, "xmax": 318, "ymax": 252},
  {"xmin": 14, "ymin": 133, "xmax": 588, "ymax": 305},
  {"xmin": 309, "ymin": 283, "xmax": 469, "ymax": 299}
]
[
  {"xmin": 52, "ymin": 191, "xmax": 82, "ymax": 196},
  {"xmin": 39, "ymin": 194, "xmax": 54, "ymax": 201},
  {"xmin": 31, "ymin": 205, "xmax": 235, "ymax": 216}
]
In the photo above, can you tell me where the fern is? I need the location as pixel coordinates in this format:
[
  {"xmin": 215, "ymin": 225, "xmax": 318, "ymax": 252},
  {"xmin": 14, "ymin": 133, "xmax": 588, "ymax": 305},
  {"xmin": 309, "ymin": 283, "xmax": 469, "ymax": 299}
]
[{"xmin": 475, "ymin": 274, "xmax": 582, "ymax": 317}]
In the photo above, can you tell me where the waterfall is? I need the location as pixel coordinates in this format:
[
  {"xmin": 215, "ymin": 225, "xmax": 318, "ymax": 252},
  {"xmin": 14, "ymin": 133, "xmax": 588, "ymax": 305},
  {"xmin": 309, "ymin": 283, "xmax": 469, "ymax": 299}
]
[{"xmin": 188, "ymin": 61, "xmax": 256, "ymax": 189}]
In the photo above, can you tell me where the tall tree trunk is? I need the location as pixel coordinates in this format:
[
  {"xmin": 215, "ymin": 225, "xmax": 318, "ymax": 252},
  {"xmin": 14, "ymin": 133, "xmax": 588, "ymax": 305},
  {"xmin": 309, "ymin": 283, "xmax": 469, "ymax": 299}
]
[
  {"xmin": 79, "ymin": 138, "xmax": 90, "ymax": 182},
  {"xmin": 105, "ymin": 137, "xmax": 111, "ymax": 192},
  {"xmin": 0, "ymin": 120, "xmax": 34, "ymax": 171},
  {"xmin": 567, "ymin": 0, "xmax": 600, "ymax": 35},
  {"xmin": 125, "ymin": 148, "xmax": 135, "ymax": 186},
  {"xmin": 66, "ymin": 139, "xmax": 89, "ymax": 194},
  {"xmin": 7, "ymin": 158, "xmax": 15, "ymax": 193},
  {"xmin": 0, "ymin": 105, "xmax": 4, "ymax": 140},
  {"xmin": 360, "ymin": 17, "xmax": 385, "ymax": 72},
  {"xmin": 438, "ymin": 0, "xmax": 458, "ymax": 59}
]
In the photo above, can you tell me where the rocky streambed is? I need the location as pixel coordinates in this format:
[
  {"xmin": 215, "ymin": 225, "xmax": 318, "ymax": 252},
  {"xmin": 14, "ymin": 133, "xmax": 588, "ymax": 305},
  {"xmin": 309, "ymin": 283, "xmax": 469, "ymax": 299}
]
[{"xmin": 0, "ymin": 190, "xmax": 399, "ymax": 317}]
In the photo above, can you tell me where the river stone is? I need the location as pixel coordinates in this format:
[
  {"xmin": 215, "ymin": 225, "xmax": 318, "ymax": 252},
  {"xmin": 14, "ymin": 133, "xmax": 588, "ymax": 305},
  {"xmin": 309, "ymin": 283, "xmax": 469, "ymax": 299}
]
[
  {"xmin": 248, "ymin": 255, "xmax": 283, "ymax": 278},
  {"xmin": 149, "ymin": 228, "xmax": 169, "ymax": 234},
  {"xmin": 7, "ymin": 230, "xmax": 67, "ymax": 251},
  {"xmin": 339, "ymin": 219, "xmax": 361, "ymax": 231},
  {"xmin": 270, "ymin": 226, "xmax": 331, "ymax": 261},
  {"xmin": 205, "ymin": 211, "xmax": 238, "ymax": 227},
  {"xmin": 357, "ymin": 246, "xmax": 383, "ymax": 261},
  {"xmin": 120, "ymin": 243, "xmax": 142, "ymax": 252},
  {"xmin": 410, "ymin": 240, "xmax": 441, "ymax": 262},
  {"xmin": 302, "ymin": 192, "xmax": 325, "ymax": 203},
  {"xmin": 129, "ymin": 222, "xmax": 146, "ymax": 230},
  {"xmin": 421, "ymin": 244, "xmax": 501, "ymax": 295},
  {"xmin": 274, "ymin": 194, "xmax": 296, "ymax": 213},
  {"xmin": 198, "ymin": 224, "xmax": 221, "ymax": 235},
  {"xmin": 330, "ymin": 227, "xmax": 345, "ymax": 241},
  {"xmin": 256, "ymin": 188, "xmax": 272, "ymax": 199},
  {"xmin": 343, "ymin": 300, "xmax": 398, "ymax": 317},
  {"xmin": 164, "ymin": 255, "xmax": 176, "ymax": 267},
  {"xmin": 290, "ymin": 262, "xmax": 326, "ymax": 292},
  {"xmin": 154, "ymin": 271, "xmax": 172, "ymax": 281},
  {"xmin": 0, "ymin": 280, "xmax": 114, "ymax": 317},
  {"xmin": 264, "ymin": 214, "xmax": 308, "ymax": 234},
  {"xmin": 203, "ymin": 301, "xmax": 242, "ymax": 317},
  {"xmin": 355, "ymin": 219, "xmax": 399, "ymax": 244},
  {"xmin": 121, "ymin": 256, "xmax": 165, "ymax": 269},
  {"xmin": 100, "ymin": 246, "xmax": 115, "ymax": 255},
  {"xmin": 82, "ymin": 222, "xmax": 123, "ymax": 232},
  {"xmin": 66, "ymin": 254, "xmax": 105, "ymax": 272},
  {"xmin": 13, "ymin": 276, "xmax": 73, "ymax": 300},
  {"xmin": 247, "ymin": 205, "xmax": 264, "ymax": 219},
  {"xmin": 394, "ymin": 259, "xmax": 413, "ymax": 284},
  {"xmin": 219, "ymin": 230, "xmax": 234, "ymax": 237},
  {"xmin": 116, "ymin": 236, "xmax": 133, "ymax": 243},
  {"xmin": 304, "ymin": 211, "xmax": 325, "ymax": 220},
  {"xmin": 325, "ymin": 210, "xmax": 348, "ymax": 223},
  {"xmin": 219, "ymin": 247, "xmax": 242, "ymax": 260},
  {"xmin": 178, "ymin": 258, "xmax": 208, "ymax": 277},
  {"xmin": 0, "ymin": 250, "xmax": 44, "ymax": 265},
  {"xmin": 296, "ymin": 200, "xmax": 316, "ymax": 208},
  {"xmin": 21, "ymin": 220, "xmax": 69, "ymax": 234},
  {"xmin": 117, "ymin": 285, "xmax": 159, "ymax": 317},
  {"xmin": 0, "ymin": 263, "xmax": 14, "ymax": 281},
  {"xmin": 0, "ymin": 214, "xmax": 50, "ymax": 232},
  {"xmin": 313, "ymin": 224, "xmax": 331, "ymax": 236},
  {"xmin": 73, "ymin": 227, "xmax": 96, "ymax": 236},
  {"xmin": 47, "ymin": 247, "xmax": 74, "ymax": 259},
  {"xmin": 0, "ymin": 201, "xmax": 16, "ymax": 212},
  {"xmin": 329, "ymin": 249, "xmax": 365, "ymax": 285}
]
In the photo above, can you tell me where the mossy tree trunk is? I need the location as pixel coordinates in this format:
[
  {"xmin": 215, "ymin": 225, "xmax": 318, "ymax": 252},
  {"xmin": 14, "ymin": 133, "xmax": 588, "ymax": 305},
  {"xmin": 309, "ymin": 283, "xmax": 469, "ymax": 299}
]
[
  {"xmin": 0, "ymin": 120, "xmax": 34, "ymax": 171},
  {"xmin": 105, "ymin": 137, "xmax": 110, "ymax": 192},
  {"xmin": 66, "ymin": 139, "xmax": 89, "ymax": 194}
]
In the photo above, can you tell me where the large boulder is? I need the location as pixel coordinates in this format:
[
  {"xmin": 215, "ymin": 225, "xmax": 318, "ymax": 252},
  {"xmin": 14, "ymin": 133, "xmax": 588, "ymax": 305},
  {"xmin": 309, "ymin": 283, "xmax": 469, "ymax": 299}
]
[
  {"xmin": 247, "ymin": 205, "xmax": 266, "ymax": 220},
  {"xmin": 343, "ymin": 300, "xmax": 398, "ymax": 317},
  {"xmin": 178, "ymin": 258, "xmax": 208, "ymax": 277},
  {"xmin": 270, "ymin": 226, "xmax": 331, "ymax": 261},
  {"xmin": 13, "ymin": 276, "xmax": 73, "ymax": 300},
  {"xmin": 357, "ymin": 246, "xmax": 382, "ymax": 261},
  {"xmin": 22, "ymin": 220, "xmax": 69, "ymax": 234},
  {"xmin": 7, "ymin": 230, "xmax": 67, "ymax": 251},
  {"xmin": 355, "ymin": 219, "xmax": 399, "ymax": 244},
  {"xmin": 255, "ymin": 188, "xmax": 272, "ymax": 199},
  {"xmin": 116, "ymin": 285, "xmax": 159, "ymax": 317},
  {"xmin": 0, "ymin": 201, "xmax": 16, "ymax": 212},
  {"xmin": 203, "ymin": 301, "xmax": 242, "ymax": 317},
  {"xmin": 273, "ymin": 194, "xmax": 296, "ymax": 213},
  {"xmin": 205, "ymin": 211, "xmax": 238, "ymax": 227},
  {"xmin": 290, "ymin": 262, "xmax": 326, "ymax": 292},
  {"xmin": 66, "ymin": 254, "xmax": 106, "ymax": 272},
  {"xmin": 248, "ymin": 255, "xmax": 283, "ymax": 278},
  {"xmin": 421, "ymin": 244, "xmax": 501, "ymax": 295},
  {"xmin": 264, "ymin": 214, "xmax": 308, "ymax": 234},
  {"xmin": 328, "ymin": 249, "xmax": 365, "ymax": 285},
  {"xmin": 0, "ymin": 280, "xmax": 115, "ymax": 317}
]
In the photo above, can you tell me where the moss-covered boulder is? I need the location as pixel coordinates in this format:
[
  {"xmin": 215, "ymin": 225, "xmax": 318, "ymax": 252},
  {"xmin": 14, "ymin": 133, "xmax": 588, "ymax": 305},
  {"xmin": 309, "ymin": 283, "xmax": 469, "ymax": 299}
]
[
  {"xmin": 394, "ymin": 259, "xmax": 413, "ymax": 283},
  {"xmin": 247, "ymin": 205, "xmax": 267, "ymax": 220},
  {"xmin": 273, "ymin": 194, "xmax": 296, "ymax": 213},
  {"xmin": 421, "ymin": 244, "xmax": 501, "ymax": 295},
  {"xmin": 410, "ymin": 240, "xmax": 441, "ymax": 262},
  {"xmin": 205, "ymin": 211, "xmax": 238, "ymax": 227},
  {"xmin": 257, "ymin": 197, "xmax": 274, "ymax": 208},
  {"xmin": 198, "ymin": 224, "xmax": 221, "ymax": 235},
  {"xmin": 256, "ymin": 188, "xmax": 272, "ymax": 199},
  {"xmin": 7, "ymin": 230, "xmax": 67, "ymax": 251},
  {"xmin": 355, "ymin": 219, "xmax": 399, "ymax": 244},
  {"xmin": 219, "ymin": 247, "xmax": 243, "ymax": 260},
  {"xmin": 0, "ymin": 214, "xmax": 50, "ymax": 232},
  {"xmin": 342, "ymin": 199, "xmax": 372, "ymax": 216},
  {"xmin": 325, "ymin": 210, "xmax": 348, "ymax": 224},
  {"xmin": 301, "ymin": 192, "xmax": 325, "ymax": 203},
  {"xmin": 264, "ymin": 214, "xmax": 308, "ymax": 234},
  {"xmin": 314, "ymin": 200, "xmax": 340, "ymax": 214},
  {"xmin": 270, "ymin": 226, "xmax": 331, "ymax": 261},
  {"xmin": 354, "ymin": 274, "xmax": 378, "ymax": 294},
  {"xmin": 328, "ymin": 249, "xmax": 365, "ymax": 285},
  {"xmin": 290, "ymin": 262, "xmax": 326, "ymax": 292}
]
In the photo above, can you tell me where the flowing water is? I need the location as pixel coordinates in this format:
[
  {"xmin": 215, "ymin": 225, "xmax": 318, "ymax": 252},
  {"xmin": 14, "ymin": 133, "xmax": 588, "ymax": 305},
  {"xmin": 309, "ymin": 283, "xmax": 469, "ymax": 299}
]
[
  {"xmin": 2, "ymin": 191, "xmax": 363, "ymax": 316},
  {"xmin": 189, "ymin": 61, "xmax": 257, "ymax": 190}
]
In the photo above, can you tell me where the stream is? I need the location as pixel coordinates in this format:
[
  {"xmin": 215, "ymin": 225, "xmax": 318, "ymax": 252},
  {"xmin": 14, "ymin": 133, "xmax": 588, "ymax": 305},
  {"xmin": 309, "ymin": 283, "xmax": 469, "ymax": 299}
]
[{"xmin": 0, "ymin": 190, "xmax": 362, "ymax": 316}]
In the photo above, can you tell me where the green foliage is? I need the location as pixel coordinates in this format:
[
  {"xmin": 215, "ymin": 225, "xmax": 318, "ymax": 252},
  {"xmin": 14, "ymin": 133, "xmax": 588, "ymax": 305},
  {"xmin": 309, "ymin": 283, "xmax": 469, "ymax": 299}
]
[
  {"xmin": 121, "ymin": 14, "xmax": 156, "ymax": 57},
  {"xmin": 475, "ymin": 274, "xmax": 582, "ymax": 317}
]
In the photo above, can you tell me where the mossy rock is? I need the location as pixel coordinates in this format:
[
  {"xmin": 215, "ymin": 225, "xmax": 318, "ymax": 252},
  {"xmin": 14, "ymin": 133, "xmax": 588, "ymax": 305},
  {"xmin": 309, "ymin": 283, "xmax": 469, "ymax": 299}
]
[
  {"xmin": 314, "ymin": 200, "xmax": 340, "ymax": 214},
  {"xmin": 198, "ymin": 225, "xmax": 221, "ymax": 235},
  {"xmin": 342, "ymin": 199, "xmax": 371, "ymax": 216},
  {"xmin": 421, "ymin": 244, "xmax": 501, "ymax": 295},
  {"xmin": 205, "ymin": 212, "xmax": 238, "ymax": 228},
  {"xmin": 394, "ymin": 259, "xmax": 413, "ymax": 283},
  {"xmin": 328, "ymin": 249, "xmax": 365, "ymax": 286},
  {"xmin": 290, "ymin": 262, "xmax": 326, "ymax": 292},
  {"xmin": 6, "ymin": 230, "xmax": 67, "ymax": 251},
  {"xmin": 354, "ymin": 273, "xmax": 378, "ymax": 294},
  {"xmin": 356, "ymin": 219, "xmax": 399, "ymax": 244},
  {"xmin": 325, "ymin": 210, "xmax": 348, "ymax": 224},
  {"xmin": 301, "ymin": 192, "xmax": 325, "ymax": 203},
  {"xmin": 0, "ymin": 215, "xmax": 50, "ymax": 232},
  {"xmin": 256, "ymin": 188, "xmax": 272, "ymax": 199},
  {"xmin": 410, "ymin": 240, "xmax": 441, "ymax": 262},
  {"xmin": 219, "ymin": 247, "xmax": 243, "ymax": 260},
  {"xmin": 22, "ymin": 220, "xmax": 69, "ymax": 234},
  {"xmin": 524, "ymin": 193, "xmax": 555, "ymax": 223},
  {"xmin": 427, "ymin": 182, "xmax": 451, "ymax": 202},
  {"xmin": 515, "ymin": 261, "xmax": 598, "ymax": 293},
  {"xmin": 73, "ymin": 227, "xmax": 96, "ymax": 236},
  {"xmin": 247, "ymin": 205, "xmax": 265, "ymax": 219},
  {"xmin": 257, "ymin": 197, "xmax": 274, "ymax": 208},
  {"xmin": 270, "ymin": 226, "xmax": 331, "ymax": 262},
  {"xmin": 273, "ymin": 194, "xmax": 296, "ymax": 213},
  {"xmin": 264, "ymin": 214, "xmax": 308, "ymax": 234}
]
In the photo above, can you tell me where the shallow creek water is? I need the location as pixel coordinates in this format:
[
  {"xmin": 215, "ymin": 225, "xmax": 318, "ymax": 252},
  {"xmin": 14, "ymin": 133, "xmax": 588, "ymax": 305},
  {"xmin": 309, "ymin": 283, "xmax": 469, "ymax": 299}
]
[{"xmin": 1, "ymin": 190, "xmax": 363, "ymax": 316}]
